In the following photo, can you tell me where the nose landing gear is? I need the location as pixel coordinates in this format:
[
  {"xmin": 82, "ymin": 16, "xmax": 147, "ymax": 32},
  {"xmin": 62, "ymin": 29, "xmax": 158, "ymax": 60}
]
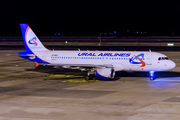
[{"xmin": 149, "ymin": 71, "xmax": 155, "ymax": 80}]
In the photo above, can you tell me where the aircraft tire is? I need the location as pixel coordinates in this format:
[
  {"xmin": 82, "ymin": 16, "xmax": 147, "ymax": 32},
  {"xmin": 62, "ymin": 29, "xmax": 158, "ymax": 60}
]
[
  {"xmin": 150, "ymin": 77, "xmax": 155, "ymax": 81},
  {"xmin": 89, "ymin": 75, "xmax": 93, "ymax": 80},
  {"xmin": 85, "ymin": 76, "xmax": 90, "ymax": 80}
]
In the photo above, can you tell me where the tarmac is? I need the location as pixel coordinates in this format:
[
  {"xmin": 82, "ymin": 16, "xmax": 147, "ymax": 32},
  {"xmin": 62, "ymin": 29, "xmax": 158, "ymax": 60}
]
[{"xmin": 0, "ymin": 50, "xmax": 180, "ymax": 120}]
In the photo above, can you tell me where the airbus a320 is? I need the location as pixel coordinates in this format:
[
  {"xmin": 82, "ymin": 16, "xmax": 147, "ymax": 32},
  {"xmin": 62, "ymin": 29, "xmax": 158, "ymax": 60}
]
[{"xmin": 18, "ymin": 24, "xmax": 176, "ymax": 80}]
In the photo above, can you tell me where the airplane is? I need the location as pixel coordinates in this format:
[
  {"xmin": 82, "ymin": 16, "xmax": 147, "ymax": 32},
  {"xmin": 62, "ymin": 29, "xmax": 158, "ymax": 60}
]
[{"xmin": 18, "ymin": 24, "xmax": 176, "ymax": 80}]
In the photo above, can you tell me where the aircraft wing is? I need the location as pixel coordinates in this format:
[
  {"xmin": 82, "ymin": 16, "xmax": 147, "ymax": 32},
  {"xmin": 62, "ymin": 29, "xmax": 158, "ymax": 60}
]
[{"xmin": 48, "ymin": 64, "xmax": 114, "ymax": 70}]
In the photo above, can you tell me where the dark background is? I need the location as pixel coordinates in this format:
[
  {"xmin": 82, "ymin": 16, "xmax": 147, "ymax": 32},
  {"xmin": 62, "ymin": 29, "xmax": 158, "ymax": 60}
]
[{"xmin": 0, "ymin": 1, "xmax": 180, "ymax": 36}]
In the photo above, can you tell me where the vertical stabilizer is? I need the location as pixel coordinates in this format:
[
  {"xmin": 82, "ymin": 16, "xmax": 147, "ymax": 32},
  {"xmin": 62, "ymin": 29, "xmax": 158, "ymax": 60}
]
[{"xmin": 20, "ymin": 24, "xmax": 48, "ymax": 53}]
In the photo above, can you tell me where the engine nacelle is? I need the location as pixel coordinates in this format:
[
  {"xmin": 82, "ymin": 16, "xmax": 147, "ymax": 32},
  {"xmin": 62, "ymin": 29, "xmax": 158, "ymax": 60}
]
[{"xmin": 96, "ymin": 68, "xmax": 115, "ymax": 79}]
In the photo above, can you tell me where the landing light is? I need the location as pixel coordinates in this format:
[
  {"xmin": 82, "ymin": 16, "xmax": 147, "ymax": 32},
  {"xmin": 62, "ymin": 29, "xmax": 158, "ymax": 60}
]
[
  {"xmin": 149, "ymin": 70, "xmax": 154, "ymax": 77},
  {"xmin": 167, "ymin": 43, "xmax": 174, "ymax": 46}
]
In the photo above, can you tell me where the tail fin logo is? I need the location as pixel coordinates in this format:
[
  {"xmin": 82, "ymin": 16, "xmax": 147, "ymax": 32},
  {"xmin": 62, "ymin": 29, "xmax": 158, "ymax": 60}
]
[
  {"xmin": 28, "ymin": 37, "xmax": 37, "ymax": 46},
  {"xmin": 129, "ymin": 53, "xmax": 146, "ymax": 67}
]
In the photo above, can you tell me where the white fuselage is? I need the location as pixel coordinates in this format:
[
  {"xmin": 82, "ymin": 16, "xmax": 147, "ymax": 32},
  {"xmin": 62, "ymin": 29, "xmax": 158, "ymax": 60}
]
[{"xmin": 34, "ymin": 50, "xmax": 176, "ymax": 72}]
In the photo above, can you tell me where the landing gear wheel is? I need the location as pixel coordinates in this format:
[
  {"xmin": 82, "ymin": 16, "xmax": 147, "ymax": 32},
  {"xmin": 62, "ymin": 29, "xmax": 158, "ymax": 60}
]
[
  {"xmin": 85, "ymin": 75, "xmax": 94, "ymax": 80},
  {"xmin": 89, "ymin": 75, "xmax": 93, "ymax": 80},
  {"xmin": 150, "ymin": 77, "xmax": 155, "ymax": 81},
  {"xmin": 85, "ymin": 75, "xmax": 90, "ymax": 80}
]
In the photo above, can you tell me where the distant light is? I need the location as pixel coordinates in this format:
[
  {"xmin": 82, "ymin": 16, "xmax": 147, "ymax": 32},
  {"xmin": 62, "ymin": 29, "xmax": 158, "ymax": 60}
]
[
  {"xmin": 167, "ymin": 43, "xmax": 174, "ymax": 46},
  {"xmin": 55, "ymin": 33, "xmax": 57, "ymax": 35},
  {"xmin": 65, "ymin": 41, "xmax": 67, "ymax": 43},
  {"xmin": 104, "ymin": 33, "xmax": 107, "ymax": 35},
  {"xmin": 109, "ymin": 33, "xmax": 112, "ymax": 35},
  {"xmin": 114, "ymin": 31, "xmax": 116, "ymax": 34},
  {"xmin": 58, "ymin": 33, "xmax": 60, "ymax": 35},
  {"xmin": 127, "ymin": 30, "xmax": 129, "ymax": 32}
]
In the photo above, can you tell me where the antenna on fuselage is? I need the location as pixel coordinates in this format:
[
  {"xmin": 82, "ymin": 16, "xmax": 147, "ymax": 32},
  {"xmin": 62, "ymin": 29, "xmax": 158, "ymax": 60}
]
[{"xmin": 149, "ymin": 49, "xmax": 151, "ymax": 52}]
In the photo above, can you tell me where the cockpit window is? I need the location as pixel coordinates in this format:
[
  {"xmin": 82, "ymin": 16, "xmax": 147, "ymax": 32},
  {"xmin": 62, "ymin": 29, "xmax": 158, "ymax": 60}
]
[
  {"xmin": 165, "ymin": 57, "xmax": 169, "ymax": 60},
  {"xmin": 158, "ymin": 57, "xmax": 169, "ymax": 60}
]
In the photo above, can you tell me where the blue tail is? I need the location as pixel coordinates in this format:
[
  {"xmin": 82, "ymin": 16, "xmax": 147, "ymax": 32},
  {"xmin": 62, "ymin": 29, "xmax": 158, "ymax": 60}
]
[
  {"xmin": 19, "ymin": 24, "xmax": 49, "ymax": 65},
  {"xmin": 20, "ymin": 24, "xmax": 33, "ymax": 54},
  {"xmin": 20, "ymin": 24, "xmax": 48, "ymax": 54}
]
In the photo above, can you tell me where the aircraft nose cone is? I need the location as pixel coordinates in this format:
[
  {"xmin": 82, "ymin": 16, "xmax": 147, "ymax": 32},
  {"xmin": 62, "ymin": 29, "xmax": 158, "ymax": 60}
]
[{"xmin": 170, "ymin": 60, "xmax": 176, "ymax": 69}]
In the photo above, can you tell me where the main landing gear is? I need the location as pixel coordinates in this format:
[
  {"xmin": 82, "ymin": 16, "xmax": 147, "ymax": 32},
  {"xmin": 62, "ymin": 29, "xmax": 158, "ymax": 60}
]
[
  {"xmin": 149, "ymin": 71, "xmax": 155, "ymax": 80},
  {"xmin": 85, "ymin": 71, "xmax": 94, "ymax": 80},
  {"xmin": 85, "ymin": 75, "xmax": 94, "ymax": 80}
]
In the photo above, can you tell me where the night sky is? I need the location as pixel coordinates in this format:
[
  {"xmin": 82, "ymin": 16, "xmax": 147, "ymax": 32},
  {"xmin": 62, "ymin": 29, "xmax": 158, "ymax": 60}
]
[{"xmin": 0, "ymin": 1, "xmax": 180, "ymax": 36}]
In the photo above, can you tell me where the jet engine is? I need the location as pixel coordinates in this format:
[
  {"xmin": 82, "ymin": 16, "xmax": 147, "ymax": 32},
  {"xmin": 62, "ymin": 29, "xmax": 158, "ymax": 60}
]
[{"xmin": 95, "ymin": 68, "xmax": 115, "ymax": 79}]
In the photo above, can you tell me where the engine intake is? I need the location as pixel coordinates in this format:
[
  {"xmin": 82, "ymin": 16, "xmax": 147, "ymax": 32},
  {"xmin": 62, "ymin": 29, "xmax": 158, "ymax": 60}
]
[{"xmin": 96, "ymin": 68, "xmax": 115, "ymax": 79}]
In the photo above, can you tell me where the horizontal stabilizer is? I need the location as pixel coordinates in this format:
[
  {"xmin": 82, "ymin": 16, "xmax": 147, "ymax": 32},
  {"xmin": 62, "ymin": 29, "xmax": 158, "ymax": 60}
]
[{"xmin": 18, "ymin": 52, "xmax": 34, "ymax": 57}]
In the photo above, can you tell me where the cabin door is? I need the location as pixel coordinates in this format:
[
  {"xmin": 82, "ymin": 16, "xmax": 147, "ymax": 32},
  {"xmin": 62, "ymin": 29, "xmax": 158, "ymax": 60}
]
[{"xmin": 146, "ymin": 53, "xmax": 152, "ymax": 65}]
